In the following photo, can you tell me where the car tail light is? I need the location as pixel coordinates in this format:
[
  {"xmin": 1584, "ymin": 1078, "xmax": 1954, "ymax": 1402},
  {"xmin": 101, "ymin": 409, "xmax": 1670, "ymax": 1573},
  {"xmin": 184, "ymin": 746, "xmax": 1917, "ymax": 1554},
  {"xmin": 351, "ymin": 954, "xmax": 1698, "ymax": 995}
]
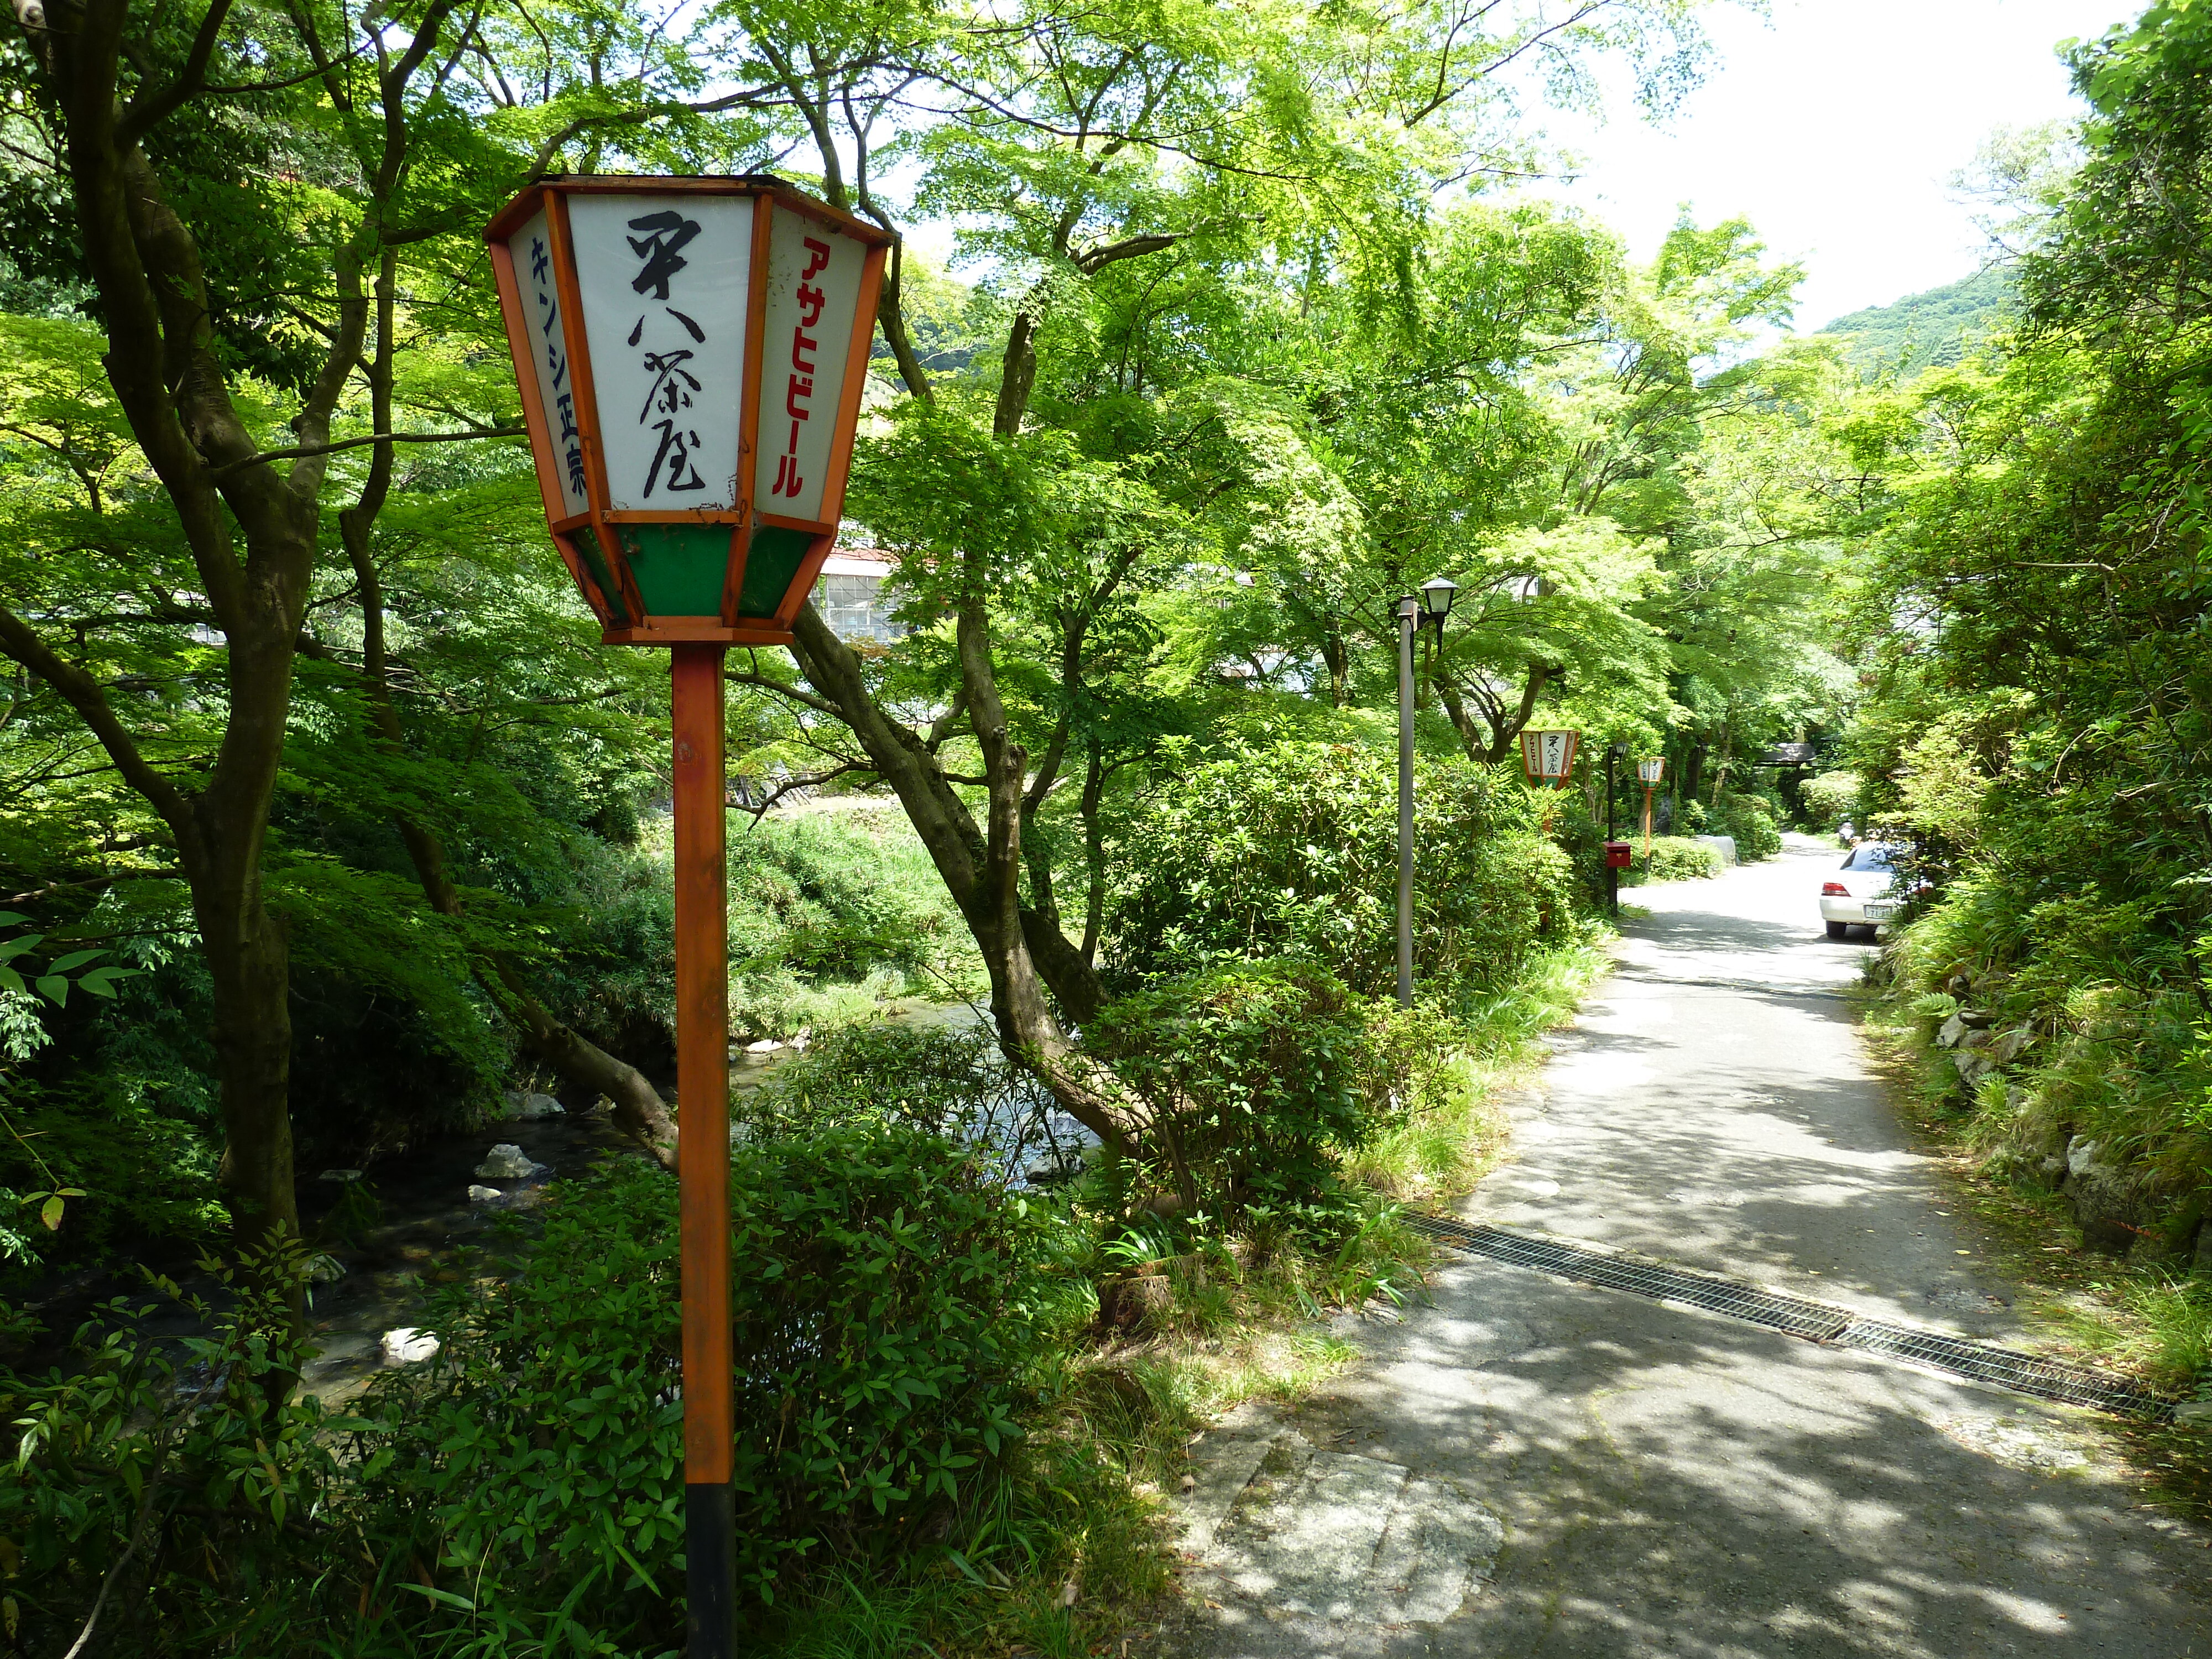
[{"xmin": 1822, "ymin": 881, "xmax": 1849, "ymax": 896}]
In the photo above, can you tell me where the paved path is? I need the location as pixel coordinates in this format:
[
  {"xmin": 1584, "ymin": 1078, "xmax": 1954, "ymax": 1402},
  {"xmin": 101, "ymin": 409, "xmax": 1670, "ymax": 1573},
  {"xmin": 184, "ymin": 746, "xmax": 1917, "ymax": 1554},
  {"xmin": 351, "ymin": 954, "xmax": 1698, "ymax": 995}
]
[{"xmin": 1170, "ymin": 836, "xmax": 2211, "ymax": 1658}]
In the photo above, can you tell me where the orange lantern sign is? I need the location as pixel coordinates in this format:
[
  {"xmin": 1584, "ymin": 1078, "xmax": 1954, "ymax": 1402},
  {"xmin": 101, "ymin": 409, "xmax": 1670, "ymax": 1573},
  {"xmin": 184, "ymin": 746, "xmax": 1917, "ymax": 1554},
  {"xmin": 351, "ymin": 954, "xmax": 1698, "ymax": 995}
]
[
  {"xmin": 486, "ymin": 174, "xmax": 891, "ymax": 646},
  {"xmin": 1520, "ymin": 728, "xmax": 1580, "ymax": 787},
  {"xmin": 1637, "ymin": 755, "xmax": 1665, "ymax": 855}
]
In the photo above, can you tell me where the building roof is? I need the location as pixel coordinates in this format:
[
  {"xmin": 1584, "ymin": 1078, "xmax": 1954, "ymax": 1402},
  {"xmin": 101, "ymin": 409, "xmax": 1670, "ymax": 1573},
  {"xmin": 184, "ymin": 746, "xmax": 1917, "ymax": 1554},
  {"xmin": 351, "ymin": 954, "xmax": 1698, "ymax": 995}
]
[{"xmin": 821, "ymin": 545, "xmax": 898, "ymax": 578}]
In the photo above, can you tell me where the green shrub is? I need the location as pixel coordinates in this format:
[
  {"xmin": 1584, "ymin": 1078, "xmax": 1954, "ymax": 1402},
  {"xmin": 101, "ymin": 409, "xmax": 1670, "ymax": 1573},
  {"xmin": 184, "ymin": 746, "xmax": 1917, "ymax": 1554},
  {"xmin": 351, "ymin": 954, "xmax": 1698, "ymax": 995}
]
[
  {"xmin": 1625, "ymin": 836, "xmax": 1721, "ymax": 883},
  {"xmin": 1087, "ymin": 958, "xmax": 1377, "ymax": 1229},
  {"xmin": 0, "ymin": 1239, "xmax": 353, "ymax": 1656},
  {"xmin": 742, "ymin": 1021, "xmax": 1080, "ymax": 1197},
  {"xmin": 1107, "ymin": 741, "xmax": 1582, "ymax": 1003},
  {"xmin": 1715, "ymin": 791, "xmax": 1782, "ymax": 862},
  {"xmin": 540, "ymin": 809, "xmax": 975, "ymax": 1061},
  {"xmin": 1889, "ymin": 867, "xmax": 2212, "ymax": 1199},
  {"xmin": 359, "ymin": 1133, "xmax": 1054, "ymax": 1634},
  {"xmin": 0, "ymin": 1135, "xmax": 1087, "ymax": 1656},
  {"xmin": 1801, "ymin": 770, "xmax": 1861, "ymax": 829}
]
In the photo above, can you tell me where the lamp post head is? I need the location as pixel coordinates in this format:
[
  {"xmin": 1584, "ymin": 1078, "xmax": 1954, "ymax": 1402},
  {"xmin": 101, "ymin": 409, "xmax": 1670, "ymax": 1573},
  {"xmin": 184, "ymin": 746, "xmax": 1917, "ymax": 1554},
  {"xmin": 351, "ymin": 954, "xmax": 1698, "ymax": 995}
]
[
  {"xmin": 484, "ymin": 174, "xmax": 892, "ymax": 648},
  {"xmin": 1421, "ymin": 575, "xmax": 1458, "ymax": 624},
  {"xmin": 1608, "ymin": 739, "xmax": 1629, "ymax": 762}
]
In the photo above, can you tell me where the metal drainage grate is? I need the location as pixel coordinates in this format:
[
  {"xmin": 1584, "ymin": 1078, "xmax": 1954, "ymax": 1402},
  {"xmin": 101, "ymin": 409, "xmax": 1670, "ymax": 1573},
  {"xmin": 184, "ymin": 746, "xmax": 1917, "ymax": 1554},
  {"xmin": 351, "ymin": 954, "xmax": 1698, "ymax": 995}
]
[
  {"xmin": 1828, "ymin": 1322, "xmax": 2167, "ymax": 1418},
  {"xmin": 1408, "ymin": 1214, "xmax": 2174, "ymax": 1422},
  {"xmin": 1412, "ymin": 1213, "xmax": 1851, "ymax": 1341}
]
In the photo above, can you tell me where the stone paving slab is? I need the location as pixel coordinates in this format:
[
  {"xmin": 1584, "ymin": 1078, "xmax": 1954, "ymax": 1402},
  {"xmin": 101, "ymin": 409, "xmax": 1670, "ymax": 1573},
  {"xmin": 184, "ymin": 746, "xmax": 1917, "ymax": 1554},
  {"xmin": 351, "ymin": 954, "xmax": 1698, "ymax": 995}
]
[{"xmin": 1177, "ymin": 1406, "xmax": 1504, "ymax": 1645}]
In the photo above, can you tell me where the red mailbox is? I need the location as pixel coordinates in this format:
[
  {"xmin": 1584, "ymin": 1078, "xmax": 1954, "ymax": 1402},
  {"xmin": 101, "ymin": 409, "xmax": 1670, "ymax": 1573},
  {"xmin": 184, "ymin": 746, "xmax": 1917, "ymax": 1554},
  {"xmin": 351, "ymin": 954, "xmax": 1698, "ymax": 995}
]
[{"xmin": 1604, "ymin": 841, "xmax": 1634, "ymax": 869}]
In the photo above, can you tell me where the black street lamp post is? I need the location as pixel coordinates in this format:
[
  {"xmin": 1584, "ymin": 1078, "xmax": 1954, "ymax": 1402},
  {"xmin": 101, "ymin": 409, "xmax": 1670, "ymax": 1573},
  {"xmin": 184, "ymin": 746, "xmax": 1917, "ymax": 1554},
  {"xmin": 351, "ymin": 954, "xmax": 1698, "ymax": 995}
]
[
  {"xmin": 1396, "ymin": 577, "xmax": 1458, "ymax": 1009},
  {"xmin": 1605, "ymin": 739, "xmax": 1629, "ymax": 919}
]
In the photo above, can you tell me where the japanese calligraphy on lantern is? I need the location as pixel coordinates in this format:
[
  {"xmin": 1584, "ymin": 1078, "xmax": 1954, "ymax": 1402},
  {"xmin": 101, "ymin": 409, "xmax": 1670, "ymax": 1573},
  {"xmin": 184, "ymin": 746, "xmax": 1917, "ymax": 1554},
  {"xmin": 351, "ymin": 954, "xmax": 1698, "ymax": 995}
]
[
  {"xmin": 1521, "ymin": 728, "xmax": 1578, "ymax": 782},
  {"xmin": 505, "ymin": 210, "xmax": 591, "ymax": 518},
  {"xmin": 754, "ymin": 206, "xmax": 865, "ymax": 523},
  {"xmin": 567, "ymin": 194, "xmax": 753, "ymax": 512}
]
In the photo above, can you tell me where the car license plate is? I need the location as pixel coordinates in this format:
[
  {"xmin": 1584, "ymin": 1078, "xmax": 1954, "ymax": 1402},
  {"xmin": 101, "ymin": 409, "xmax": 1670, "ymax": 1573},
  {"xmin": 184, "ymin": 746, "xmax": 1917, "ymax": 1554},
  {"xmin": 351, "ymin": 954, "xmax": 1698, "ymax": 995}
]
[{"xmin": 1863, "ymin": 901, "xmax": 1896, "ymax": 922}]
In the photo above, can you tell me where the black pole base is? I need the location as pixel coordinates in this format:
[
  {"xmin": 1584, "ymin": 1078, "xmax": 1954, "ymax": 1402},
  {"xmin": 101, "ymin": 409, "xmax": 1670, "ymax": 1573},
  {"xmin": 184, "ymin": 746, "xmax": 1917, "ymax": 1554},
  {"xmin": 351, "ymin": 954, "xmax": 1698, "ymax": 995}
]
[{"xmin": 686, "ymin": 1480, "xmax": 736, "ymax": 1657}]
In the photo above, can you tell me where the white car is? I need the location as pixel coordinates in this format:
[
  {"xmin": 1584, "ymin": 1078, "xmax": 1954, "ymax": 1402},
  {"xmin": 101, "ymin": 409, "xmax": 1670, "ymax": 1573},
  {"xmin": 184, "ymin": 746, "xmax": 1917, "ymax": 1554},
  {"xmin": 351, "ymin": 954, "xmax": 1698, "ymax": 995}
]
[{"xmin": 1820, "ymin": 842, "xmax": 1901, "ymax": 939}]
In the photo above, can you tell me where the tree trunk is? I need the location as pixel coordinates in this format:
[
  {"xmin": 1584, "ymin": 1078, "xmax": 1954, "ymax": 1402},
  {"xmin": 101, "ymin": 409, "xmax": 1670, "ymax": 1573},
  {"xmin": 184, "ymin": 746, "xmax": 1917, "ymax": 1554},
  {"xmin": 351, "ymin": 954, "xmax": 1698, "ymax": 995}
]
[
  {"xmin": 1321, "ymin": 631, "xmax": 1349, "ymax": 708},
  {"xmin": 0, "ymin": 0, "xmax": 452, "ymax": 1328},
  {"xmin": 785, "ymin": 603, "xmax": 1130, "ymax": 1147},
  {"xmin": 1436, "ymin": 661, "xmax": 1549, "ymax": 765},
  {"xmin": 189, "ymin": 854, "xmax": 299, "ymax": 1253},
  {"xmin": 1079, "ymin": 746, "xmax": 1108, "ymax": 967}
]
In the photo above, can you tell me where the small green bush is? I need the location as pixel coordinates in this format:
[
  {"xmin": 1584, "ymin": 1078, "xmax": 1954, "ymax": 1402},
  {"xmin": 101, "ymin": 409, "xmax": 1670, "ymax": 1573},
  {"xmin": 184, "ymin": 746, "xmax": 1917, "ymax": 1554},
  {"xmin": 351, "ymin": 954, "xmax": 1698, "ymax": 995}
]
[
  {"xmin": 1627, "ymin": 836, "xmax": 1721, "ymax": 883},
  {"xmin": 0, "ymin": 1239, "xmax": 352, "ymax": 1656},
  {"xmin": 1801, "ymin": 770, "xmax": 1861, "ymax": 829},
  {"xmin": 746, "ymin": 1019, "xmax": 1040, "ymax": 1139},
  {"xmin": 1715, "ymin": 791, "xmax": 1782, "ymax": 862},
  {"xmin": 1088, "ymin": 958, "xmax": 1376, "ymax": 1229},
  {"xmin": 359, "ymin": 1134, "xmax": 1055, "ymax": 1634},
  {"xmin": 0, "ymin": 1136, "xmax": 1094, "ymax": 1655},
  {"xmin": 1107, "ymin": 741, "xmax": 1582, "ymax": 1003},
  {"xmin": 537, "ymin": 809, "xmax": 974, "ymax": 1064}
]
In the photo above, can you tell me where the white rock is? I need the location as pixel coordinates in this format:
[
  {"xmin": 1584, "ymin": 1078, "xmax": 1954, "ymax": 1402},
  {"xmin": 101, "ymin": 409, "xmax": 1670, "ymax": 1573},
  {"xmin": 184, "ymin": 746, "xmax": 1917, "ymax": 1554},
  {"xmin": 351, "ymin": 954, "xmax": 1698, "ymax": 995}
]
[
  {"xmin": 2172, "ymin": 1399, "xmax": 2212, "ymax": 1426},
  {"xmin": 744, "ymin": 1039, "xmax": 784, "ymax": 1053},
  {"xmin": 467, "ymin": 1183, "xmax": 502, "ymax": 1203},
  {"xmin": 2067, "ymin": 1137, "xmax": 2104, "ymax": 1180},
  {"xmin": 306, "ymin": 1252, "xmax": 346, "ymax": 1285},
  {"xmin": 474, "ymin": 1143, "xmax": 547, "ymax": 1180},
  {"xmin": 1936, "ymin": 1014, "xmax": 1967, "ymax": 1050},
  {"xmin": 381, "ymin": 1327, "xmax": 439, "ymax": 1365},
  {"xmin": 509, "ymin": 1092, "xmax": 564, "ymax": 1120},
  {"xmin": 318, "ymin": 1168, "xmax": 364, "ymax": 1183}
]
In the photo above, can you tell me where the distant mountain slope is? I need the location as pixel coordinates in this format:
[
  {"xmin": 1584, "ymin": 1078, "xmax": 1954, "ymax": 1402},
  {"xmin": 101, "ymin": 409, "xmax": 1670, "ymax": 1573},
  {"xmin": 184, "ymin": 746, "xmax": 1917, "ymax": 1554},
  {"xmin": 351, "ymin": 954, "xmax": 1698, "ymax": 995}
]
[{"xmin": 1817, "ymin": 266, "xmax": 2018, "ymax": 375}]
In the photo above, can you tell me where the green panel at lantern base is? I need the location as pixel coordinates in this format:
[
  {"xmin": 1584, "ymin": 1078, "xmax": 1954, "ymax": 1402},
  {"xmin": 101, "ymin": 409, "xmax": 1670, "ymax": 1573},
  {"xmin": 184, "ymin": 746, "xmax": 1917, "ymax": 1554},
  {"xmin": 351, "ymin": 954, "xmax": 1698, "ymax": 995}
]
[
  {"xmin": 618, "ymin": 524, "xmax": 736, "ymax": 618},
  {"xmin": 738, "ymin": 525, "xmax": 813, "ymax": 619},
  {"xmin": 557, "ymin": 533, "xmax": 631, "ymax": 627}
]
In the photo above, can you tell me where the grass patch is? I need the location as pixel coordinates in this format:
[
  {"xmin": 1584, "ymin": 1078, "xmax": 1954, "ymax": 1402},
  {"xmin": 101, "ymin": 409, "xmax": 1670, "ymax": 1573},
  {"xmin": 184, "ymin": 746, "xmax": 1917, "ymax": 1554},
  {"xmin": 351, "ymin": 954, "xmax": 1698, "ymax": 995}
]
[{"xmin": 1347, "ymin": 938, "xmax": 1611, "ymax": 1203}]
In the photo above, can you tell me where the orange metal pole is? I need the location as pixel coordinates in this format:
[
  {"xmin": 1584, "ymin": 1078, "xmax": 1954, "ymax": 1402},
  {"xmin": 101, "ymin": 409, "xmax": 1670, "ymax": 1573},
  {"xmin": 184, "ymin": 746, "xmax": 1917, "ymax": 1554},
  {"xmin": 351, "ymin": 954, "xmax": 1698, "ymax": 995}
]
[
  {"xmin": 1644, "ymin": 785, "xmax": 1654, "ymax": 859},
  {"xmin": 670, "ymin": 643, "xmax": 733, "ymax": 1654}
]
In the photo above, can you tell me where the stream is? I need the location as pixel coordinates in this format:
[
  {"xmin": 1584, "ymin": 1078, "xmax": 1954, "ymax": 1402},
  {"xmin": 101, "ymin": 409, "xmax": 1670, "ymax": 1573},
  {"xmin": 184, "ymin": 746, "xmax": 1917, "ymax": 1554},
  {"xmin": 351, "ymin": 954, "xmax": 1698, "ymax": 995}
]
[{"xmin": 12, "ymin": 998, "xmax": 1000, "ymax": 1404}]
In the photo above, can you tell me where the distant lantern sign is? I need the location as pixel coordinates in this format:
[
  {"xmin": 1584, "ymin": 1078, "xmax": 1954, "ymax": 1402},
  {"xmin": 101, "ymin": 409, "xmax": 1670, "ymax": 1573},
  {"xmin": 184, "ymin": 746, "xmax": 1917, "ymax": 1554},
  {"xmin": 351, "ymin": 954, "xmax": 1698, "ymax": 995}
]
[
  {"xmin": 1637, "ymin": 757, "xmax": 1665, "ymax": 785},
  {"xmin": 484, "ymin": 175, "xmax": 891, "ymax": 645},
  {"xmin": 1520, "ymin": 728, "xmax": 1580, "ymax": 787}
]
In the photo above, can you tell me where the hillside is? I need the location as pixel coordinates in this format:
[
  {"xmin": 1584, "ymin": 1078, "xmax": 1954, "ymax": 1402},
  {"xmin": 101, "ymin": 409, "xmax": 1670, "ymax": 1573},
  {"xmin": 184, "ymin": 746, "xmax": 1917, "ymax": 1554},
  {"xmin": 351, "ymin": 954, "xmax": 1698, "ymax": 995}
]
[{"xmin": 1818, "ymin": 265, "xmax": 2017, "ymax": 375}]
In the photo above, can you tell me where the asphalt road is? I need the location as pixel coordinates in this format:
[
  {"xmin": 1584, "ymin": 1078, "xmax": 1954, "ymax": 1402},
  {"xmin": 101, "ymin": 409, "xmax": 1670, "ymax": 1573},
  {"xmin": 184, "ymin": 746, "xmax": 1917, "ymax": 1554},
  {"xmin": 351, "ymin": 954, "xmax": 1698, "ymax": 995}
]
[{"xmin": 1171, "ymin": 836, "xmax": 2211, "ymax": 1659}]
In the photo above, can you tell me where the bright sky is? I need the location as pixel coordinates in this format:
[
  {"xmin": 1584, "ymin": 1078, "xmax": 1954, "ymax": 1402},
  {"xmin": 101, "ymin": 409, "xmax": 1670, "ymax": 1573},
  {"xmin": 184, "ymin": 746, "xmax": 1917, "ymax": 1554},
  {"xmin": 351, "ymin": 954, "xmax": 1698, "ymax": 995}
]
[{"xmin": 1507, "ymin": 0, "xmax": 2143, "ymax": 329}]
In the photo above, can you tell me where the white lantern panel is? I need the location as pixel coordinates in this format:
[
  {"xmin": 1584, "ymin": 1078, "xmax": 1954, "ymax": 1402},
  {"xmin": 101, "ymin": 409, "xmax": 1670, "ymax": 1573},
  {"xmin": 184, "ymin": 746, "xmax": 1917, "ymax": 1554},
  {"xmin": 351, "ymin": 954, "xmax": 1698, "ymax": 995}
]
[
  {"xmin": 566, "ymin": 192, "xmax": 754, "ymax": 511},
  {"xmin": 506, "ymin": 210, "xmax": 590, "ymax": 518},
  {"xmin": 1523, "ymin": 730, "xmax": 1574, "ymax": 779},
  {"xmin": 754, "ymin": 206, "xmax": 868, "ymax": 522}
]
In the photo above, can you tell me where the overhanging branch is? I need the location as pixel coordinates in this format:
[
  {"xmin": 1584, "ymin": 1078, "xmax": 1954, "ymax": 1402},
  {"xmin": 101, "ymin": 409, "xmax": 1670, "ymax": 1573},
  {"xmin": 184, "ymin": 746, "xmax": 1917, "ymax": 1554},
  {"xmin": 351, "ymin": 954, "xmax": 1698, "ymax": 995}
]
[{"xmin": 210, "ymin": 425, "xmax": 523, "ymax": 479}]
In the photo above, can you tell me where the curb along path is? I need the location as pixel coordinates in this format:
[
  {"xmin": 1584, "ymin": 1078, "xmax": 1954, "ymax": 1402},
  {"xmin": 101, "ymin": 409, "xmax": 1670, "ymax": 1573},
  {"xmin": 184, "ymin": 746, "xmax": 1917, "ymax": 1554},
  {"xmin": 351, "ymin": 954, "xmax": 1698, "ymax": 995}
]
[{"xmin": 1165, "ymin": 837, "xmax": 2211, "ymax": 1659}]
